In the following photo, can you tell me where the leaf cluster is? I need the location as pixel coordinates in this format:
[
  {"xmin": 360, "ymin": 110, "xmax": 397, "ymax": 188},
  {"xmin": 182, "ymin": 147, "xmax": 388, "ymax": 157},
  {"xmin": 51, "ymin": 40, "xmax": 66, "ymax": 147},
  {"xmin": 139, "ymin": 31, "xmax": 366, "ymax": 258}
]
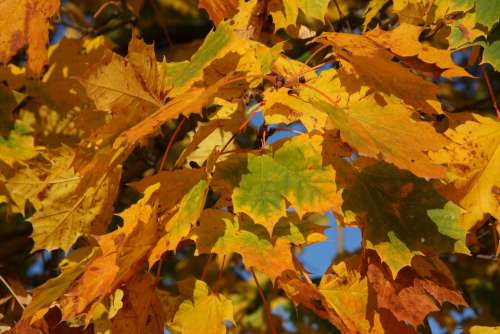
[{"xmin": 0, "ymin": 0, "xmax": 499, "ymax": 333}]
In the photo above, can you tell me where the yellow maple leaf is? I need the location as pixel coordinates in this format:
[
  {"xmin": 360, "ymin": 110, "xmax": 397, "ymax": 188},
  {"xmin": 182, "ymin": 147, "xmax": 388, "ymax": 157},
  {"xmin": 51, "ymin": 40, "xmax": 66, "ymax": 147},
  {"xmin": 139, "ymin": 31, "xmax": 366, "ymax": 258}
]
[
  {"xmin": 430, "ymin": 114, "xmax": 500, "ymax": 230},
  {"xmin": 170, "ymin": 279, "xmax": 234, "ymax": 334},
  {"xmin": 0, "ymin": 0, "xmax": 59, "ymax": 75}
]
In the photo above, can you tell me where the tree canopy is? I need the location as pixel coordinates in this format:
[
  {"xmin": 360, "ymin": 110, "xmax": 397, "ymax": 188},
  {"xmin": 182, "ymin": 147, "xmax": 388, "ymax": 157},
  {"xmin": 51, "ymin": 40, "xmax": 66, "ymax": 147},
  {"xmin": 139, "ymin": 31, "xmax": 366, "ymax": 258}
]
[{"xmin": 0, "ymin": 0, "xmax": 499, "ymax": 333}]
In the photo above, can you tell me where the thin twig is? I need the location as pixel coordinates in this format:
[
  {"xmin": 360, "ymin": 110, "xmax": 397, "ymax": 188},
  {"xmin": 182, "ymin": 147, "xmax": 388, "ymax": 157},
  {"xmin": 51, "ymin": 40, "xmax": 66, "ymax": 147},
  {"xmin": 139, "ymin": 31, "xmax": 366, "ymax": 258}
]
[
  {"xmin": 332, "ymin": 0, "xmax": 351, "ymax": 31},
  {"xmin": 201, "ymin": 253, "xmax": 215, "ymax": 281},
  {"xmin": 336, "ymin": 224, "xmax": 344, "ymax": 254},
  {"xmin": 290, "ymin": 59, "xmax": 337, "ymax": 84},
  {"xmin": 94, "ymin": 1, "xmax": 122, "ymax": 19},
  {"xmin": 59, "ymin": 17, "xmax": 91, "ymax": 34},
  {"xmin": 152, "ymin": 117, "xmax": 187, "ymax": 281},
  {"xmin": 213, "ymin": 254, "xmax": 226, "ymax": 294},
  {"xmin": 93, "ymin": 18, "xmax": 135, "ymax": 36},
  {"xmin": 158, "ymin": 117, "xmax": 186, "ymax": 172},
  {"xmin": 218, "ymin": 147, "xmax": 269, "ymax": 156},
  {"xmin": 419, "ymin": 21, "xmax": 444, "ymax": 41},
  {"xmin": 219, "ymin": 104, "xmax": 260, "ymax": 156},
  {"xmin": 482, "ymin": 66, "xmax": 500, "ymax": 121},
  {"xmin": 251, "ymin": 268, "xmax": 276, "ymax": 334},
  {"xmin": 301, "ymin": 269, "xmax": 313, "ymax": 284},
  {"xmin": 305, "ymin": 45, "xmax": 329, "ymax": 65},
  {"xmin": 269, "ymin": 127, "xmax": 306, "ymax": 136},
  {"xmin": 155, "ymin": 253, "xmax": 165, "ymax": 283},
  {"xmin": 148, "ymin": 0, "xmax": 173, "ymax": 47},
  {"xmin": 0, "ymin": 275, "xmax": 24, "ymax": 310}
]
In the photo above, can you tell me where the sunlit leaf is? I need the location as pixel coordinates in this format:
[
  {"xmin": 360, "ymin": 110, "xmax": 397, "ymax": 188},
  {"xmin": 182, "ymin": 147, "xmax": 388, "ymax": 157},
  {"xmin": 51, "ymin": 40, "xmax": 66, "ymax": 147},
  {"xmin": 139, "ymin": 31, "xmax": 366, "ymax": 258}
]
[
  {"xmin": 233, "ymin": 134, "xmax": 341, "ymax": 234},
  {"xmin": 170, "ymin": 279, "xmax": 234, "ymax": 334},
  {"xmin": 0, "ymin": 0, "xmax": 59, "ymax": 74}
]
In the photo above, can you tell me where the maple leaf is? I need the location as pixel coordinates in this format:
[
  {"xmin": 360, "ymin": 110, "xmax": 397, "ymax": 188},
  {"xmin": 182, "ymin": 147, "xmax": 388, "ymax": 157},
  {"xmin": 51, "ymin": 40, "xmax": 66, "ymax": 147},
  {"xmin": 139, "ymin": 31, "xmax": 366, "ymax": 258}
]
[
  {"xmin": 210, "ymin": 153, "xmax": 248, "ymax": 208},
  {"xmin": 169, "ymin": 279, "xmax": 234, "ymax": 334},
  {"xmin": 30, "ymin": 167, "xmax": 121, "ymax": 251},
  {"xmin": 7, "ymin": 147, "xmax": 122, "ymax": 251},
  {"xmin": 110, "ymin": 273, "xmax": 166, "ymax": 334},
  {"xmin": 167, "ymin": 22, "xmax": 237, "ymax": 96},
  {"xmin": 22, "ymin": 247, "xmax": 98, "ymax": 321},
  {"xmin": 366, "ymin": 253, "xmax": 467, "ymax": 328},
  {"xmin": 148, "ymin": 178, "xmax": 210, "ymax": 266},
  {"xmin": 448, "ymin": 14, "xmax": 484, "ymax": 50},
  {"xmin": 365, "ymin": 23, "xmax": 471, "ymax": 78},
  {"xmin": 97, "ymin": 26, "xmax": 276, "ymax": 154},
  {"xmin": 263, "ymin": 87, "xmax": 328, "ymax": 131},
  {"xmin": 315, "ymin": 31, "xmax": 442, "ymax": 114},
  {"xmin": 190, "ymin": 209, "xmax": 298, "ymax": 281},
  {"xmin": 475, "ymin": 0, "xmax": 500, "ymax": 31},
  {"xmin": 6, "ymin": 147, "xmax": 73, "ymax": 213},
  {"xmin": 3, "ymin": 1, "xmax": 498, "ymax": 332},
  {"xmin": 17, "ymin": 38, "xmax": 111, "ymax": 145},
  {"xmin": 318, "ymin": 258, "xmax": 371, "ymax": 333},
  {"xmin": 79, "ymin": 49, "xmax": 161, "ymax": 115},
  {"xmin": 178, "ymin": 121, "xmax": 237, "ymax": 168},
  {"xmin": 232, "ymin": 134, "xmax": 341, "ymax": 234},
  {"xmin": 198, "ymin": 0, "xmax": 239, "ymax": 24},
  {"xmin": 343, "ymin": 162, "xmax": 469, "ymax": 276},
  {"xmin": 282, "ymin": 252, "xmax": 466, "ymax": 331},
  {"xmin": 389, "ymin": 0, "xmax": 452, "ymax": 26},
  {"xmin": 113, "ymin": 78, "xmax": 231, "ymax": 150},
  {"xmin": 481, "ymin": 40, "xmax": 500, "ymax": 70},
  {"xmin": 228, "ymin": 0, "xmax": 265, "ymax": 39},
  {"xmin": 470, "ymin": 326, "xmax": 500, "ymax": 334},
  {"xmin": 429, "ymin": 114, "xmax": 500, "ymax": 230},
  {"xmin": 316, "ymin": 94, "xmax": 449, "ymax": 179},
  {"xmin": 0, "ymin": 83, "xmax": 25, "ymax": 137},
  {"xmin": 29, "ymin": 183, "xmax": 162, "ymax": 323},
  {"xmin": 279, "ymin": 270, "xmax": 355, "ymax": 333},
  {"xmin": 287, "ymin": 68, "xmax": 448, "ymax": 178},
  {"xmin": 90, "ymin": 288, "xmax": 124, "ymax": 334},
  {"xmin": 0, "ymin": 120, "xmax": 42, "ymax": 167},
  {"xmin": 363, "ymin": 0, "xmax": 388, "ymax": 29},
  {"xmin": 269, "ymin": 0, "xmax": 330, "ymax": 31},
  {"xmin": 128, "ymin": 168, "xmax": 206, "ymax": 210},
  {"xmin": 0, "ymin": 0, "xmax": 59, "ymax": 75}
]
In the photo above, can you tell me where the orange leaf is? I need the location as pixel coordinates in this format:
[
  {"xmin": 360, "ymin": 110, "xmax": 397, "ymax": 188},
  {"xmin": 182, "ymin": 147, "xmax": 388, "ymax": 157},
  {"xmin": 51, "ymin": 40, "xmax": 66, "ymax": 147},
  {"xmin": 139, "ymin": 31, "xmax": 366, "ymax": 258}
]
[
  {"xmin": 198, "ymin": 0, "xmax": 239, "ymax": 24},
  {"xmin": 0, "ymin": 0, "xmax": 59, "ymax": 75}
]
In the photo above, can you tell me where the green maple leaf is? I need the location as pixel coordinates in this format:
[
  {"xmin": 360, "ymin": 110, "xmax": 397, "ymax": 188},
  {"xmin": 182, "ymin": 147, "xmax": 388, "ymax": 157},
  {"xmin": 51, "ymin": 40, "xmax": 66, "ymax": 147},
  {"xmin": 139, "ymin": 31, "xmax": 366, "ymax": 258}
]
[
  {"xmin": 476, "ymin": 0, "xmax": 500, "ymax": 31},
  {"xmin": 232, "ymin": 134, "xmax": 340, "ymax": 234}
]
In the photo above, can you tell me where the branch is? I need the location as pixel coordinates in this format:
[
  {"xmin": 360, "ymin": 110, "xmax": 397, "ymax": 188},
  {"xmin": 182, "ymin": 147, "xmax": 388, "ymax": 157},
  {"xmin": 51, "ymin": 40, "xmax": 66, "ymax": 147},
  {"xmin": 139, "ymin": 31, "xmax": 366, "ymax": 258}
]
[{"xmin": 251, "ymin": 268, "xmax": 277, "ymax": 334}]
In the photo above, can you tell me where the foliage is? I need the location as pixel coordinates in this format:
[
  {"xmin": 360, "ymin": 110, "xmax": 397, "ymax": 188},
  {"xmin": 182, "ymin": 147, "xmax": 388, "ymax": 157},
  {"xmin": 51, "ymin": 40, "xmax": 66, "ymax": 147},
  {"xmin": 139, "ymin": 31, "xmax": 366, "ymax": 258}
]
[{"xmin": 0, "ymin": 0, "xmax": 499, "ymax": 333}]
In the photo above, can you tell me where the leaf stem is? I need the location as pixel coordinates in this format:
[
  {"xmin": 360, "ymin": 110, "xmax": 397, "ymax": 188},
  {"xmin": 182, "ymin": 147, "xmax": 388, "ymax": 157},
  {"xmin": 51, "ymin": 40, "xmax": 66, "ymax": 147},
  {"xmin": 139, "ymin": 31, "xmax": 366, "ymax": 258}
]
[
  {"xmin": 155, "ymin": 253, "xmax": 165, "ymax": 283},
  {"xmin": 251, "ymin": 268, "xmax": 276, "ymax": 334},
  {"xmin": 201, "ymin": 253, "xmax": 215, "ymax": 281},
  {"xmin": 305, "ymin": 45, "xmax": 329, "ymax": 65},
  {"xmin": 481, "ymin": 66, "xmax": 500, "ymax": 121},
  {"xmin": 213, "ymin": 254, "xmax": 226, "ymax": 294},
  {"xmin": 0, "ymin": 275, "xmax": 25, "ymax": 310},
  {"xmin": 218, "ymin": 103, "xmax": 261, "ymax": 157},
  {"xmin": 158, "ymin": 117, "xmax": 186, "ymax": 172},
  {"xmin": 332, "ymin": 0, "xmax": 352, "ymax": 31}
]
